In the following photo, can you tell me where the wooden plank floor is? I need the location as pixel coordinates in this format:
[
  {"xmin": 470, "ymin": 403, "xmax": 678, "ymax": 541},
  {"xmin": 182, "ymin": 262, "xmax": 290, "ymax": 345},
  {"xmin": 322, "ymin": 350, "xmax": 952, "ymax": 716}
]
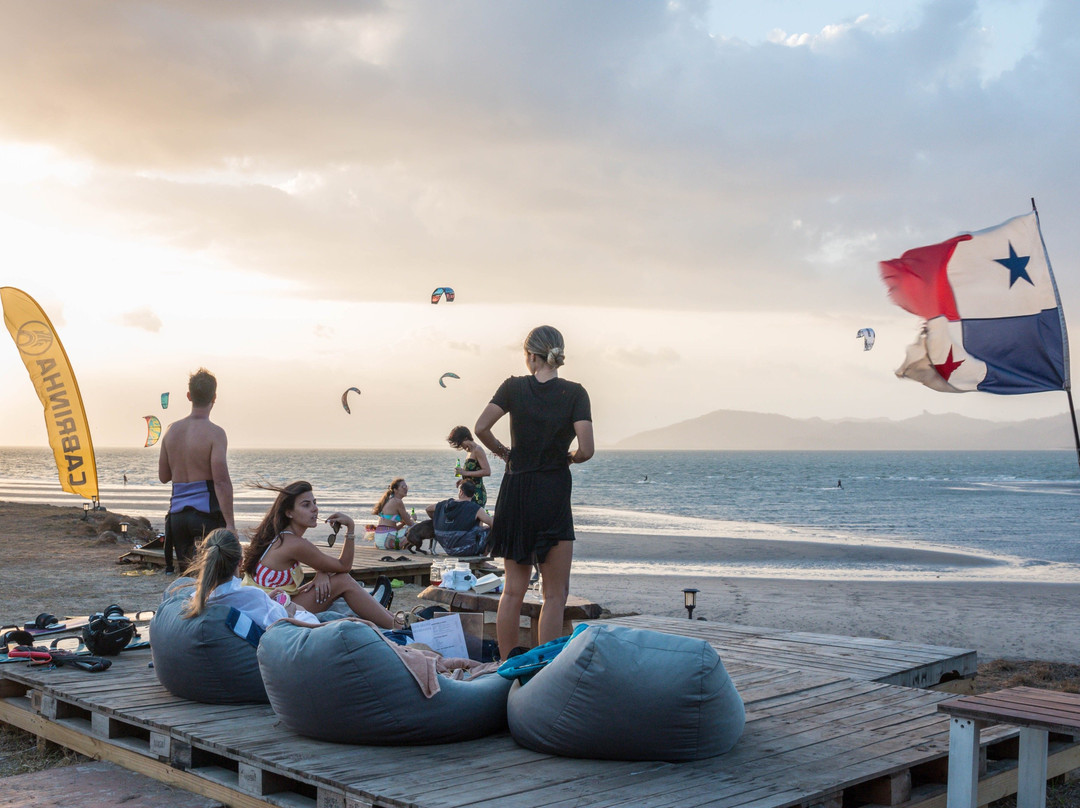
[
  {"xmin": 2, "ymin": 628, "xmax": 1057, "ymax": 808},
  {"xmin": 596, "ymin": 615, "xmax": 977, "ymax": 689}
]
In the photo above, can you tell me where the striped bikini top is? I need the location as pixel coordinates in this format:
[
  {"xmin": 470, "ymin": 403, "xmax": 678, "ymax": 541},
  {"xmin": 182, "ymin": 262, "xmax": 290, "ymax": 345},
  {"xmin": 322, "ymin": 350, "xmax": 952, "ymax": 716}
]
[{"xmin": 242, "ymin": 534, "xmax": 304, "ymax": 595}]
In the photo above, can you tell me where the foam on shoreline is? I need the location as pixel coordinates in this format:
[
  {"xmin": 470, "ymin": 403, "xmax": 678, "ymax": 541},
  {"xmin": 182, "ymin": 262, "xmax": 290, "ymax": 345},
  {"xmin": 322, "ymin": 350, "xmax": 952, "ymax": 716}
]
[{"xmin": 3, "ymin": 487, "xmax": 1077, "ymax": 582}]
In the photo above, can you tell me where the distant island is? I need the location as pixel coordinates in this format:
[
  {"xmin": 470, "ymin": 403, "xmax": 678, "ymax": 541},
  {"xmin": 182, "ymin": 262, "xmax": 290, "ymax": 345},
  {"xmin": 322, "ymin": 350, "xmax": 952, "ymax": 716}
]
[{"xmin": 614, "ymin": 409, "xmax": 1076, "ymax": 451}]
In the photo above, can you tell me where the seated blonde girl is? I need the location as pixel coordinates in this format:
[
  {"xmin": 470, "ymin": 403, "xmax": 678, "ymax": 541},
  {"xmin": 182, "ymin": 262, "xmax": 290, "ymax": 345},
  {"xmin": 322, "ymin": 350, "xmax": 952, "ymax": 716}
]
[{"xmin": 182, "ymin": 528, "xmax": 320, "ymax": 629}]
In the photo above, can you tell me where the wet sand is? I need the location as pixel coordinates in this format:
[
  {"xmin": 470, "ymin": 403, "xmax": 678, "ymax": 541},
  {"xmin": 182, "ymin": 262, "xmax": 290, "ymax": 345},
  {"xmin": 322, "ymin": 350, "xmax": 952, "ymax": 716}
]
[
  {"xmin": 571, "ymin": 531, "xmax": 1079, "ymax": 661},
  {"xmin": 573, "ymin": 529, "xmax": 1001, "ymax": 568}
]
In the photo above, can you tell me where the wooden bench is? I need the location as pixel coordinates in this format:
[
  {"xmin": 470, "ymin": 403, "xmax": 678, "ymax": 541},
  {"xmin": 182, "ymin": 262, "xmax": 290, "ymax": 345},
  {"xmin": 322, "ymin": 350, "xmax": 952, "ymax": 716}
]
[
  {"xmin": 121, "ymin": 541, "xmax": 439, "ymax": 585},
  {"xmin": 419, "ymin": 585, "xmax": 602, "ymax": 647},
  {"xmin": 938, "ymin": 686, "xmax": 1080, "ymax": 808}
]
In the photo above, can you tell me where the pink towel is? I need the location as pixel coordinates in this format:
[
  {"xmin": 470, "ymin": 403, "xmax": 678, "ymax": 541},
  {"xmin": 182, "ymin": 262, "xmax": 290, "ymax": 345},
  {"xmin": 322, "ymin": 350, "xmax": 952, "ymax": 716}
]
[{"xmin": 360, "ymin": 620, "xmax": 499, "ymax": 698}]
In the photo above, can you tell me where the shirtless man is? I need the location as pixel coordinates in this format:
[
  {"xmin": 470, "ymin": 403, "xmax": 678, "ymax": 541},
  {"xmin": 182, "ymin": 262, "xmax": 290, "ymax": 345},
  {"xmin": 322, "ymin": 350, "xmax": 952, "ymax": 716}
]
[{"xmin": 158, "ymin": 368, "xmax": 235, "ymax": 574}]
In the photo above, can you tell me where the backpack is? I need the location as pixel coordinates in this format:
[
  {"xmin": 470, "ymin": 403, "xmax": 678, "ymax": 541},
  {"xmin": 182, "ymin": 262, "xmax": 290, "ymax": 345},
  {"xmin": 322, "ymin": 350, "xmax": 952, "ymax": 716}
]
[{"xmin": 434, "ymin": 525, "xmax": 490, "ymax": 557}]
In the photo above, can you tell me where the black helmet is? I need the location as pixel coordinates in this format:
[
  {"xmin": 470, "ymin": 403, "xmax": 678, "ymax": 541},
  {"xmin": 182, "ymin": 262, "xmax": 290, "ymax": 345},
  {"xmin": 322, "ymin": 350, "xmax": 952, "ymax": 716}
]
[{"xmin": 82, "ymin": 612, "xmax": 135, "ymax": 656}]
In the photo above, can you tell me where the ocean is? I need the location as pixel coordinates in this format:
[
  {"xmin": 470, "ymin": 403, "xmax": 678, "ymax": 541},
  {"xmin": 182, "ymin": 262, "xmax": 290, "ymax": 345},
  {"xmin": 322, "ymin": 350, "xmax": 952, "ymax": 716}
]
[{"xmin": 1, "ymin": 448, "xmax": 1077, "ymax": 583}]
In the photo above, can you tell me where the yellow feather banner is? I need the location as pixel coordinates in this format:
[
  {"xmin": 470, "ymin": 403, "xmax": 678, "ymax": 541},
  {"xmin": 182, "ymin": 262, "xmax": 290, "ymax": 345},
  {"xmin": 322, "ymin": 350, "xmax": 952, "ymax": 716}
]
[{"xmin": 1, "ymin": 287, "xmax": 99, "ymax": 501}]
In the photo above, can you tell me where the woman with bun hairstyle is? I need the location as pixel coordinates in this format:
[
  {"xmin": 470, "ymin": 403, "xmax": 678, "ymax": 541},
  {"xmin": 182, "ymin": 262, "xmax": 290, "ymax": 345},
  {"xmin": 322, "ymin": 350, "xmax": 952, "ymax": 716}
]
[
  {"xmin": 241, "ymin": 481, "xmax": 397, "ymax": 629},
  {"xmin": 446, "ymin": 425, "xmax": 491, "ymax": 507},
  {"xmin": 182, "ymin": 528, "xmax": 320, "ymax": 628},
  {"xmin": 475, "ymin": 325, "xmax": 594, "ymax": 658}
]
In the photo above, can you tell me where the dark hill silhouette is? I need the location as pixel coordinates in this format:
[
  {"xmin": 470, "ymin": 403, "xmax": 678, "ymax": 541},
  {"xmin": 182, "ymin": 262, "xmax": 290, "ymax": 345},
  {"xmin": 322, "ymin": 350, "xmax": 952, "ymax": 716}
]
[{"xmin": 614, "ymin": 409, "xmax": 1075, "ymax": 450}]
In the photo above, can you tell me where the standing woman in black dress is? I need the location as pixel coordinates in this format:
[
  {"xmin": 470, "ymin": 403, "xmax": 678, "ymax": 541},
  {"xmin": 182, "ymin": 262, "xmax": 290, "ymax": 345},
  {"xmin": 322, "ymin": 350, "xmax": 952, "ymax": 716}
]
[{"xmin": 475, "ymin": 325, "xmax": 594, "ymax": 658}]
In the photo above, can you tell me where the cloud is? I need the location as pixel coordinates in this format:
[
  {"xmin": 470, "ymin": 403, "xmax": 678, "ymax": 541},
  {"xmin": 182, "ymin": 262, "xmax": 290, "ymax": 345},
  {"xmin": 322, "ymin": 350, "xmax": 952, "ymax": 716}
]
[
  {"xmin": 447, "ymin": 341, "xmax": 482, "ymax": 355},
  {"xmin": 118, "ymin": 307, "xmax": 162, "ymax": 332},
  {"xmin": 602, "ymin": 346, "xmax": 680, "ymax": 367},
  {"xmin": 0, "ymin": 0, "xmax": 1077, "ymax": 317}
]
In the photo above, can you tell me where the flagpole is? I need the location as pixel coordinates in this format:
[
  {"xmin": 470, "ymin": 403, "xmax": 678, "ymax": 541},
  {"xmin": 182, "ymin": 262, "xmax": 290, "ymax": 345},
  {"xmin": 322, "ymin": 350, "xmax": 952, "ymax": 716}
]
[
  {"xmin": 1067, "ymin": 389, "xmax": 1080, "ymax": 472},
  {"xmin": 1033, "ymin": 198, "xmax": 1080, "ymax": 471}
]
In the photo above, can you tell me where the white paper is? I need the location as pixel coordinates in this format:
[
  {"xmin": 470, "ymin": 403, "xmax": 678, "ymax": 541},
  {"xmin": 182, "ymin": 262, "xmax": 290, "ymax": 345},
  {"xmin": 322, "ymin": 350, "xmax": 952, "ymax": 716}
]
[{"xmin": 410, "ymin": 612, "xmax": 469, "ymax": 659}]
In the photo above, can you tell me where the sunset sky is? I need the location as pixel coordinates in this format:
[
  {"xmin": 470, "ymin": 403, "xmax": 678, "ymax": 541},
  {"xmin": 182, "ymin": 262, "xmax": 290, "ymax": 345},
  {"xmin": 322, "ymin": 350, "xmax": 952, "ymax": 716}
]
[{"xmin": 1, "ymin": 0, "xmax": 1076, "ymax": 449}]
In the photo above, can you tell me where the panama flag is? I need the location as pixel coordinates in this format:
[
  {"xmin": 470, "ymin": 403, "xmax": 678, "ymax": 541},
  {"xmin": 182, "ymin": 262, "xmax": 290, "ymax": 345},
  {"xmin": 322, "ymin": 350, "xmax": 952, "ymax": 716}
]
[{"xmin": 879, "ymin": 212, "xmax": 1070, "ymax": 394}]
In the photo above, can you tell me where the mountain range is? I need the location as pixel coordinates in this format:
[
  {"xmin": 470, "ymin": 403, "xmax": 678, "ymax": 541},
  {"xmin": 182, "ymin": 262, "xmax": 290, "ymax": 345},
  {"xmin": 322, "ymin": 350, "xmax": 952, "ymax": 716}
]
[{"xmin": 614, "ymin": 409, "xmax": 1077, "ymax": 451}]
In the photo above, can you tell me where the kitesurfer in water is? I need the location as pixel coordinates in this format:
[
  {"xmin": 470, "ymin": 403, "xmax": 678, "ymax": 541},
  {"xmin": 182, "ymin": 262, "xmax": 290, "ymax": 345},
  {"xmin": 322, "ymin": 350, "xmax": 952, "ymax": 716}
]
[{"xmin": 158, "ymin": 368, "xmax": 235, "ymax": 575}]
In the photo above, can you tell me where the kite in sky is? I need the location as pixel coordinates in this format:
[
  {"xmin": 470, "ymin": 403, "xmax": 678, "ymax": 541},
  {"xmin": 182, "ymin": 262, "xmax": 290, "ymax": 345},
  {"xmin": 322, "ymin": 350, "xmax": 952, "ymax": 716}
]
[
  {"xmin": 341, "ymin": 387, "xmax": 361, "ymax": 414},
  {"xmin": 856, "ymin": 328, "xmax": 875, "ymax": 351},
  {"xmin": 431, "ymin": 287, "xmax": 455, "ymax": 304},
  {"xmin": 439, "ymin": 372, "xmax": 460, "ymax": 388},
  {"xmin": 161, "ymin": 392, "xmax": 169, "ymax": 409},
  {"xmin": 144, "ymin": 415, "xmax": 162, "ymax": 447}
]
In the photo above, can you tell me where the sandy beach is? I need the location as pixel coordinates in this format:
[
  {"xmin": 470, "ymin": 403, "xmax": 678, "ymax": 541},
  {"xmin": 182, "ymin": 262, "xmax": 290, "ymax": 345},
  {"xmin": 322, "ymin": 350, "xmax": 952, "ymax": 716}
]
[
  {"xmin": 569, "ymin": 530, "xmax": 1080, "ymax": 662},
  {"xmin": 574, "ymin": 572, "xmax": 1080, "ymax": 662},
  {"xmin": 1, "ymin": 503, "xmax": 1076, "ymax": 664}
]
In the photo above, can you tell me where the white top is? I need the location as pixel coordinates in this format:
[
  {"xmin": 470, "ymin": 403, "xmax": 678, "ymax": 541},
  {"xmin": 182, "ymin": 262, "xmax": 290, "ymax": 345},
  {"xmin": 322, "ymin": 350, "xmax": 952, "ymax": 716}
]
[{"xmin": 204, "ymin": 577, "xmax": 319, "ymax": 629}]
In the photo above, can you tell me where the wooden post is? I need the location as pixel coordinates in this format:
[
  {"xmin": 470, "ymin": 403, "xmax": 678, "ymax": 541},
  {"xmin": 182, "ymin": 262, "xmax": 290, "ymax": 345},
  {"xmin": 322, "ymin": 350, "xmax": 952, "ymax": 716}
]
[
  {"xmin": 946, "ymin": 716, "xmax": 982, "ymax": 808},
  {"xmin": 149, "ymin": 731, "xmax": 171, "ymax": 759},
  {"xmin": 1017, "ymin": 727, "xmax": 1049, "ymax": 808}
]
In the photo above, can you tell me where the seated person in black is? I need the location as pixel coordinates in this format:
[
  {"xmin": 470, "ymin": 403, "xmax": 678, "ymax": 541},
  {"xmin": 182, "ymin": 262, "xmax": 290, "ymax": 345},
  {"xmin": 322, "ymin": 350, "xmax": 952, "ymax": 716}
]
[{"xmin": 425, "ymin": 480, "xmax": 493, "ymax": 556}]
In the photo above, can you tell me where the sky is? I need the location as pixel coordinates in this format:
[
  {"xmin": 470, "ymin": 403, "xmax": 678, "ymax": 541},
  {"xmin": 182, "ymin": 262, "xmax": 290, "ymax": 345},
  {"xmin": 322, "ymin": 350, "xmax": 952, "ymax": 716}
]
[{"xmin": 0, "ymin": 0, "xmax": 1077, "ymax": 449}]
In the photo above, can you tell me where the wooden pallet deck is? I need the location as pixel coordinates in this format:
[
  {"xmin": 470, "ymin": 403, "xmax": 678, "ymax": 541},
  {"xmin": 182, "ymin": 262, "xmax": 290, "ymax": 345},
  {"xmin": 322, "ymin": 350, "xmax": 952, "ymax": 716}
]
[
  {"xmin": 3, "ymin": 620, "xmax": 1074, "ymax": 808},
  {"xmin": 597, "ymin": 615, "xmax": 977, "ymax": 690}
]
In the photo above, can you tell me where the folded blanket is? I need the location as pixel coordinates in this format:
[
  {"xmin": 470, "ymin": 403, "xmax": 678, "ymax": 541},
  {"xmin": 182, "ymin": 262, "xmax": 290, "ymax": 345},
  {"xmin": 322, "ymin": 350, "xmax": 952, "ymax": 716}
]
[{"xmin": 362, "ymin": 619, "xmax": 499, "ymax": 697}]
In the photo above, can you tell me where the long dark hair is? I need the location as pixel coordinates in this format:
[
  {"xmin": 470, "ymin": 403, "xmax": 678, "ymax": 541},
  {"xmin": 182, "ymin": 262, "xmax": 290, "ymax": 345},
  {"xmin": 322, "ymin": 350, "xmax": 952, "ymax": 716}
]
[
  {"xmin": 242, "ymin": 480, "xmax": 312, "ymax": 578},
  {"xmin": 372, "ymin": 478, "xmax": 405, "ymax": 515},
  {"xmin": 183, "ymin": 529, "xmax": 242, "ymax": 618}
]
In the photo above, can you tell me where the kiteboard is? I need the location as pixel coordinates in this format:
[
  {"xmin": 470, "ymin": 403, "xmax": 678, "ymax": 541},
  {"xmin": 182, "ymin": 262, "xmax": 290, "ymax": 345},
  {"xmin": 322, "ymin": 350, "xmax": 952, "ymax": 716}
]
[
  {"xmin": 1, "ymin": 611, "xmax": 154, "ymax": 664},
  {"xmin": 2, "ymin": 609, "xmax": 154, "ymax": 640},
  {"xmin": 134, "ymin": 535, "xmax": 164, "ymax": 551},
  {"xmin": 0, "ymin": 634, "xmax": 151, "ymax": 664},
  {"xmin": 1, "ymin": 616, "xmax": 91, "ymax": 637}
]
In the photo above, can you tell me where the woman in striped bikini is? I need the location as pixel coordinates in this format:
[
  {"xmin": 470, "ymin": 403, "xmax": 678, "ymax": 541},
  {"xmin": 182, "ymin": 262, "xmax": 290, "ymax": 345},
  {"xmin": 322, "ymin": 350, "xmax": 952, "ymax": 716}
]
[{"xmin": 241, "ymin": 481, "xmax": 398, "ymax": 629}]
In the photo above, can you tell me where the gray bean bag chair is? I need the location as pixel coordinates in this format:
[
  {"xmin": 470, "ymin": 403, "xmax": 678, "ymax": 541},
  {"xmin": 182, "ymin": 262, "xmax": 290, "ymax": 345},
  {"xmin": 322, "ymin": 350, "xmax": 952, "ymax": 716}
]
[
  {"xmin": 150, "ymin": 578, "xmax": 268, "ymax": 704},
  {"xmin": 258, "ymin": 619, "xmax": 512, "ymax": 744},
  {"xmin": 507, "ymin": 624, "xmax": 744, "ymax": 761}
]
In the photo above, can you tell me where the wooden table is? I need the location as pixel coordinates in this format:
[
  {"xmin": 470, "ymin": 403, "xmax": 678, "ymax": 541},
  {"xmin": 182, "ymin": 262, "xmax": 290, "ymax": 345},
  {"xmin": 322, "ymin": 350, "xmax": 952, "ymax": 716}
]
[
  {"xmin": 121, "ymin": 541, "xmax": 437, "ymax": 585},
  {"xmin": 938, "ymin": 687, "xmax": 1080, "ymax": 808},
  {"xmin": 419, "ymin": 585, "xmax": 602, "ymax": 647}
]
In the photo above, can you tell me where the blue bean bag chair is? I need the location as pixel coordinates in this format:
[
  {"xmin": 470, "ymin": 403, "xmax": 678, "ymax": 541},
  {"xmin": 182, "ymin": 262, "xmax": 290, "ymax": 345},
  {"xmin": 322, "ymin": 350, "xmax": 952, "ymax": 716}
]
[
  {"xmin": 257, "ymin": 619, "xmax": 512, "ymax": 744},
  {"xmin": 507, "ymin": 624, "xmax": 745, "ymax": 761},
  {"xmin": 150, "ymin": 578, "xmax": 269, "ymax": 704}
]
